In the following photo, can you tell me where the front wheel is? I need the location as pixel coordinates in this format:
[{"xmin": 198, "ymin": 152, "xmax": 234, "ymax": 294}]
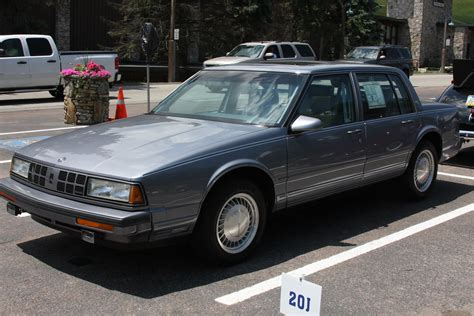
[
  {"xmin": 402, "ymin": 141, "xmax": 438, "ymax": 198},
  {"xmin": 192, "ymin": 179, "xmax": 267, "ymax": 264}
]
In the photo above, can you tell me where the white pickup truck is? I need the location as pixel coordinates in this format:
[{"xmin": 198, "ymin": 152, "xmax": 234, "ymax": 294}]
[{"xmin": 0, "ymin": 34, "xmax": 121, "ymax": 98}]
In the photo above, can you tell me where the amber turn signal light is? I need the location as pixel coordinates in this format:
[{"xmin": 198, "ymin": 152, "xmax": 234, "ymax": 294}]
[
  {"xmin": 129, "ymin": 185, "xmax": 144, "ymax": 205},
  {"xmin": 76, "ymin": 218, "xmax": 114, "ymax": 232}
]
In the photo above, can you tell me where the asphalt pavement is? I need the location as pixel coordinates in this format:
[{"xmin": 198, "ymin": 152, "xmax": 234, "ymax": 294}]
[{"xmin": 0, "ymin": 74, "xmax": 472, "ymax": 315}]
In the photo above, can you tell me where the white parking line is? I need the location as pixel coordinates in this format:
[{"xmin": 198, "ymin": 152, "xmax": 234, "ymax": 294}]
[
  {"xmin": 438, "ymin": 172, "xmax": 474, "ymax": 181},
  {"xmin": 17, "ymin": 212, "xmax": 31, "ymax": 218},
  {"xmin": 0, "ymin": 160, "xmax": 10, "ymax": 164},
  {"xmin": 0, "ymin": 126, "xmax": 86, "ymax": 136},
  {"xmin": 215, "ymin": 203, "xmax": 474, "ymax": 306}
]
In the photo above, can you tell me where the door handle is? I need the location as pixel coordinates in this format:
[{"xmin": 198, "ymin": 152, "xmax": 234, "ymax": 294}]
[
  {"xmin": 17, "ymin": 61, "xmax": 27, "ymax": 64},
  {"xmin": 347, "ymin": 129, "xmax": 362, "ymax": 134},
  {"xmin": 47, "ymin": 60, "xmax": 56, "ymax": 63},
  {"xmin": 401, "ymin": 119, "xmax": 414, "ymax": 124}
]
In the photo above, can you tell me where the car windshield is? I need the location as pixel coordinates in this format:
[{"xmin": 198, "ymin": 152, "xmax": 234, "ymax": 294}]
[
  {"xmin": 152, "ymin": 71, "xmax": 304, "ymax": 126},
  {"xmin": 346, "ymin": 47, "xmax": 379, "ymax": 60},
  {"xmin": 439, "ymin": 87, "xmax": 472, "ymax": 106},
  {"xmin": 227, "ymin": 45, "xmax": 264, "ymax": 58}
]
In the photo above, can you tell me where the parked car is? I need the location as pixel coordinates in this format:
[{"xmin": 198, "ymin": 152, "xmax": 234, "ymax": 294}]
[
  {"xmin": 341, "ymin": 45, "xmax": 414, "ymax": 77},
  {"xmin": 437, "ymin": 59, "xmax": 474, "ymax": 140},
  {"xmin": 0, "ymin": 34, "xmax": 121, "ymax": 98},
  {"xmin": 1, "ymin": 63, "xmax": 460, "ymax": 264},
  {"xmin": 203, "ymin": 41, "xmax": 316, "ymax": 67}
]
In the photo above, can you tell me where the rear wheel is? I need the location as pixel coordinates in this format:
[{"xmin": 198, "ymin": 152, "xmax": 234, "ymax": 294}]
[
  {"xmin": 402, "ymin": 141, "xmax": 438, "ymax": 198},
  {"xmin": 192, "ymin": 179, "xmax": 267, "ymax": 264},
  {"xmin": 49, "ymin": 85, "xmax": 64, "ymax": 99}
]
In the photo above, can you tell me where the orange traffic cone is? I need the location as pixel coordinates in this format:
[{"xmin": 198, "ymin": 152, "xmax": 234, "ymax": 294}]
[{"xmin": 115, "ymin": 86, "xmax": 128, "ymax": 119}]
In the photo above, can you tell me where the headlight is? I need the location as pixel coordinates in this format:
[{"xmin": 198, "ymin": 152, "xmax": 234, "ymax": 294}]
[
  {"xmin": 11, "ymin": 158, "xmax": 30, "ymax": 179},
  {"xmin": 86, "ymin": 178, "xmax": 144, "ymax": 204}
]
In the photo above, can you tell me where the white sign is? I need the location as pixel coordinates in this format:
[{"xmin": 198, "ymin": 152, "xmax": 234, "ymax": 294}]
[
  {"xmin": 174, "ymin": 28, "xmax": 180, "ymax": 40},
  {"xmin": 466, "ymin": 95, "xmax": 474, "ymax": 106},
  {"xmin": 446, "ymin": 37, "xmax": 451, "ymax": 47},
  {"xmin": 280, "ymin": 273, "xmax": 322, "ymax": 316}
]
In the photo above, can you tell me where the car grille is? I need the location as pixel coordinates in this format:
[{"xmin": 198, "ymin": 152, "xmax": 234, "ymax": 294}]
[
  {"xmin": 460, "ymin": 123, "xmax": 474, "ymax": 132},
  {"xmin": 27, "ymin": 162, "xmax": 87, "ymax": 197}
]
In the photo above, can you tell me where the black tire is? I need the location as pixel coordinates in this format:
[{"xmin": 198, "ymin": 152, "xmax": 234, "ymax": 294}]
[
  {"xmin": 401, "ymin": 141, "xmax": 438, "ymax": 199},
  {"xmin": 191, "ymin": 178, "xmax": 267, "ymax": 265},
  {"xmin": 49, "ymin": 85, "xmax": 64, "ymax": 99}
]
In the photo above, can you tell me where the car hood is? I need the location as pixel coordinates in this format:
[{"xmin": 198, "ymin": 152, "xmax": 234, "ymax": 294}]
[
  {"xmin": 204, "ymin": 56, "xmax": 254, "ymax": 66},
  {"xmin": 17, "ymin": 115, "xmax": 267, "ymax": 179}
]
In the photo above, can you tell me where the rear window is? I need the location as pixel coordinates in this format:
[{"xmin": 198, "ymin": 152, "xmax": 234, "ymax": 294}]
[
  {"xmin": 385, "ymin": 48, "xmax": 400, "ymax": 59},
  {"xmin": 399, "ymin": 48, "xmax": 412, "ymax": 59},
  {"xmin": 295, "ymin": 44, "xmax": 314, "ymax": 57},
  {"xmin": 281, "ymin": 44, "xmax": 296, "ymax": 58},
  {"xmin": 26, "ymin": 38, "xmax": 53, "ymax": 56}
]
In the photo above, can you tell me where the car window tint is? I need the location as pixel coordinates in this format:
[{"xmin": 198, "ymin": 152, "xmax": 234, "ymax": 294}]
[
  {"xmin": 0, "ymin": 39, "xmax": 24, "ymax": 57},
  {"xmin": 399, "ymin": 48, "xmax": 411, "ymax": 59},
  {"xmin": 281, "ymin": 45, "xmax": 296, "ymax": 58},
  {"xmin": 389, "ymin": 75, "xmax": 414, "ymax": 114},
  {"xmin": 385, "ymin": 48, "xmax": 400, "ymax": 59},
  {"xmin": 298, "ymin": 74, "xmax": 356, "ymax": 128},
  {"xmin": 295, "ymin": 44, "xmax": 314, "ymax": 57},
  {"xmin": 357, "ymin": 73, "xmax": 401, "ymax": 120},
  {"xmin": 26, "ymin": 38, "xmax": 53, "ymax": 56},
  {"xmin": 264, "ymin": 45, "xmax": 280, "ymax": 58}
]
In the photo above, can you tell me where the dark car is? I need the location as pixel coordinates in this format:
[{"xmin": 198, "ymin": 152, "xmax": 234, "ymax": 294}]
[
  {"xmin": 1, "ymin": 63, "xmax": 460, "ymax": 264},
  {"xmin": 342, "ymin": 45, "xmax": 414, "ymax": 77},
  {"xmin": 437, "ymin": 59, "xmax": 474, "ymax": 140}
]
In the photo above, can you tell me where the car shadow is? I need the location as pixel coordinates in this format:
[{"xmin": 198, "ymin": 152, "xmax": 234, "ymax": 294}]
[
  {"xmin": 17, "ymin": 179, "xmax": 472, "ymax": 299},
  {"xmin": 0, "ymin": 97, "xmax": 60, "ymax": 106},
  {"xmin": 441, "ymin": 145, "xmax": 474, "ymax": 169}
]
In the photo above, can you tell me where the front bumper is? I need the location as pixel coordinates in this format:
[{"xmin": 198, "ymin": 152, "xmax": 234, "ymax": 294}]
[
  {"xmin": 0, "ymin": 177, "xmax": 152, "ymax": 245},
  {"xmin": 460, "ymin": 130, "xmax": 474, "ymax": 140}
]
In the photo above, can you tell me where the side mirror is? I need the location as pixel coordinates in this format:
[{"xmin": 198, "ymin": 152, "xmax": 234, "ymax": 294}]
[
  {"xmin": 378, "ymin": 55, "xmax": 386, "ymax": 60},
  {"xmin": 226, "ymin": 52, "xmax": 230, "ymax": 56},
  {"xmin": 290, "ymin": 115, "xmax": 322, "ymax": 133},
  {"xmin": 0, "ymin": 48, "xmax": 5, "ymax": 57},
  {"xmin": 264, "ymin": 52, "xmax": 275, "ymax": 60}
]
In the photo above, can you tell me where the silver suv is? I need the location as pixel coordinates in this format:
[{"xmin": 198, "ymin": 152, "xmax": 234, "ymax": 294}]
[{"xmin": 203, "ymin": 41, "xmax": 316, "ymax": 67}]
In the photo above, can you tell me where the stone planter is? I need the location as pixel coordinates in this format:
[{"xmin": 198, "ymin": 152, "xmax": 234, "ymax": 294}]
[{"xmin": 63, "ymin": 78, "xmax": 110, "ymax": 125}]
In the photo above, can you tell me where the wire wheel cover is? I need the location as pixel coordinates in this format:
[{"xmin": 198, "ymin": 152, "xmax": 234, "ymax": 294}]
[
  {"xmin": 216, "ymin": 193, "xmax": 259, "ymax": 254},
  {"xmin": 414, "ymin": 149, "xmax": 435, "ymax": 192}
]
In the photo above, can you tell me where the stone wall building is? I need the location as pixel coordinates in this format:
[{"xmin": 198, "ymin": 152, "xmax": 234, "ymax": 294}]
[{"xmin": 382, "ymin": 0, "xmax": 473, "ymax": 67}]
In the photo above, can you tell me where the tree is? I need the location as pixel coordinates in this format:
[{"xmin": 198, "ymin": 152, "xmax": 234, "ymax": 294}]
[{"xmin": 344, "ymin": 0, "xmax": 382, "ymax": 50}]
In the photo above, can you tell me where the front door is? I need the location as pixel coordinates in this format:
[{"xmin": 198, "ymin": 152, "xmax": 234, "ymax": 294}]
[{"xmin": 286, "ymin": 73, "xmax": 365, "ymax": 206}]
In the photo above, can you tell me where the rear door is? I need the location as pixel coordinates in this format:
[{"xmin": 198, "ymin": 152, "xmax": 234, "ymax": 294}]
[
  {"xmin": 286, "ymin": 73, "xmax": 365, "ymax": 205},
  {"xmin": 356, "ymin": 73, "xmax": 419, "ymax": 183},
  {"xmin": 0, "ymin": 37, "xmax": 30, "ymax": 89},
  {"xmin": 25, "ymin": 37, "xmax": 60, "ymax": 87}
]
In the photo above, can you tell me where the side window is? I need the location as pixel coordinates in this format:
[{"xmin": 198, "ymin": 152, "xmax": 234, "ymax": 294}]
[
  {"xmin": 281, "ymin": 45, "xmax": 296, "ymax": 58},
  {"xmin": 264, "ymin": 45, "xmax": 280, "ymax": 58},
  {"xmin": 295, "ymin": 44, "xmax": 314, "ymax": 57},
  {"xmin": 298, "ymin": 74, "xmax": 356, "ymax": 128},
  {"xmin": 0, "ymin": 39, "xmax": 24, "ymax": 57},
  {"xmin": 399, "ymin": 48, "xmax": 412, "ymax": 59},
  {"xmin": 389, "ymin": 75, "xmax": 414, "ymax": 114},
  {"xmin": 26, "ymin": 38, "xmax": 53, "ymax": 56},
  {"xmin": 357, "ymin": 73, "xmax": 400, "ymax": 120},
  {"xmin": 385, "ymin": 48, "xmax": 400, "ymax": 59}
]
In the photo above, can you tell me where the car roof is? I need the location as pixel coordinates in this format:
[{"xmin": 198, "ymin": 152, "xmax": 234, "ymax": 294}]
[
  {"xmin": 238, "ymin": 41, "xmax": 310, "ymax": 46},
  {"xmin": 203, "ymin": 61, "xmax": 402, "ymax": 75},
  {"xmin": 354, "ymin": 45, "xmax": 407, "ymax": 49}
]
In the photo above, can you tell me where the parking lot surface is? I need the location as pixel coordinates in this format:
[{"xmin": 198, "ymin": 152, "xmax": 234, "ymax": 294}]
[{"xmin": 0, "ymin": 76, "xmax": 472, "ymax": 315}]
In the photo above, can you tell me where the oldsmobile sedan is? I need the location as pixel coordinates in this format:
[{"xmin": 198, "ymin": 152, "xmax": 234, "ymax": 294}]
[{"xmin": 0, "ymin": 63, "xmax": 460, "ymax": 264}]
